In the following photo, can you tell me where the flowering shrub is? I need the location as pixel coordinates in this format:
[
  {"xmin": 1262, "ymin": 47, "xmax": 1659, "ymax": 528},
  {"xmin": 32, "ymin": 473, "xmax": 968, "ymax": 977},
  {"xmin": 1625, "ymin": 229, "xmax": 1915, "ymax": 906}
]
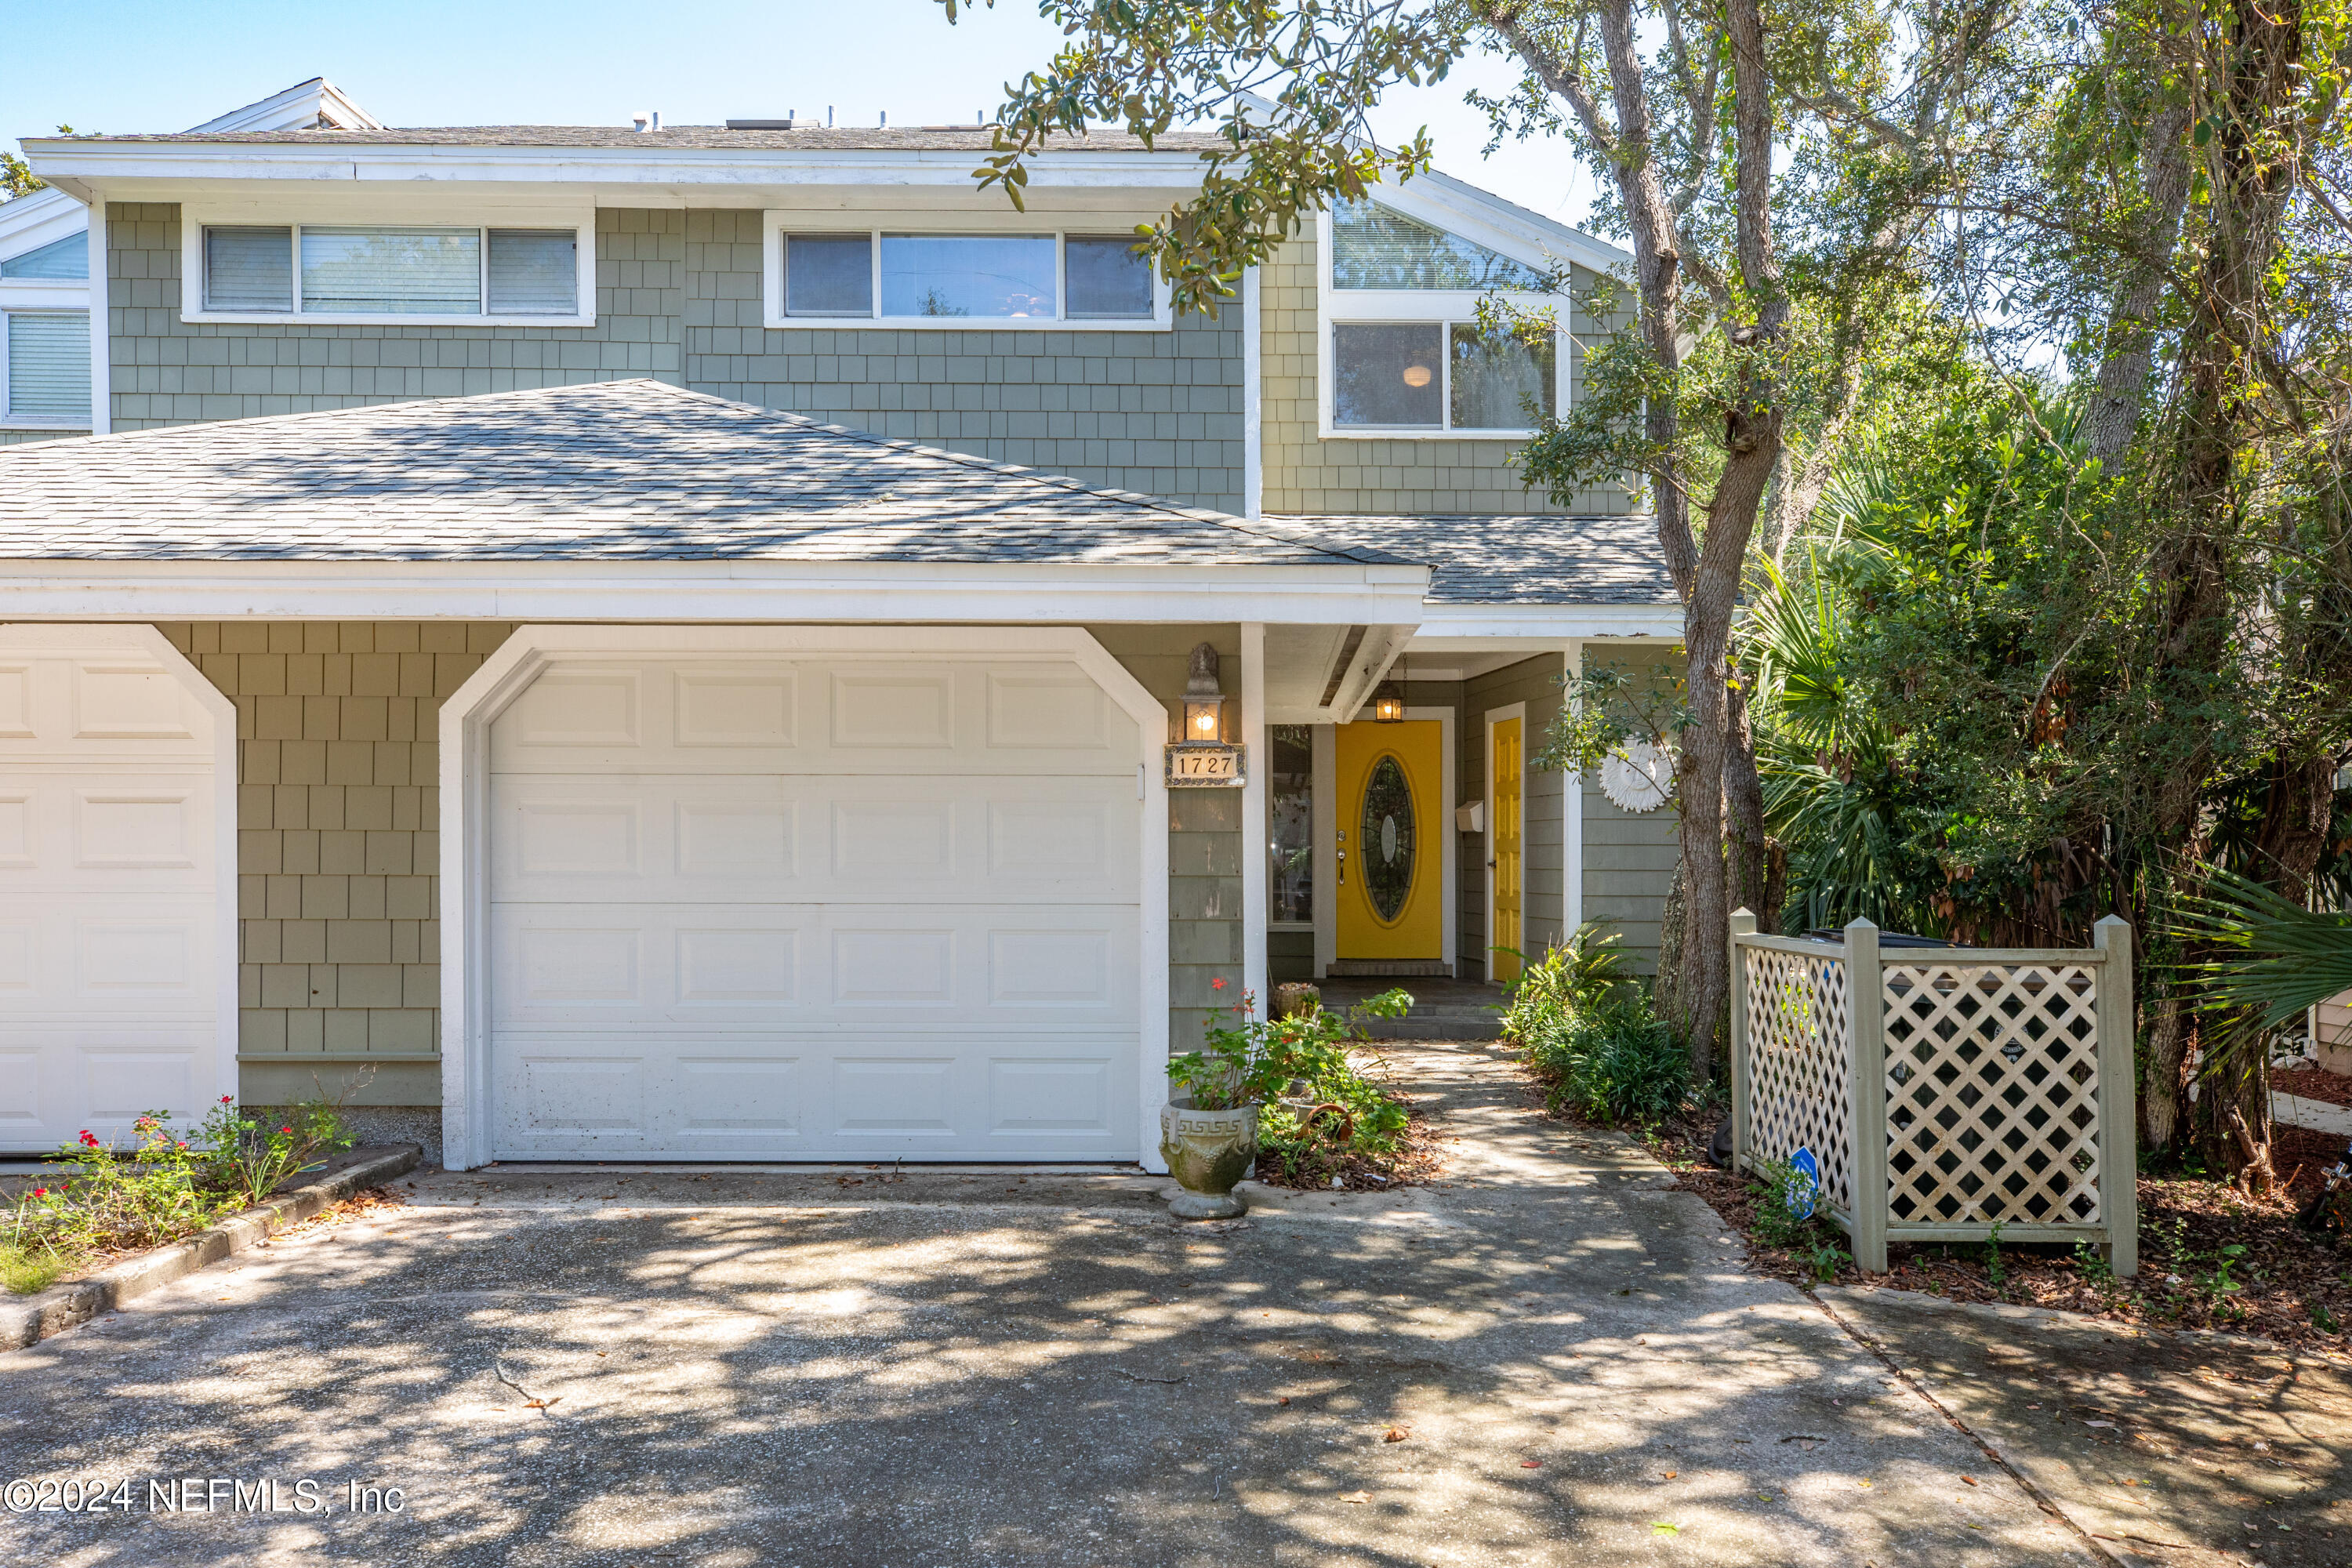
[
  {"xmin": 1167, "ymin": 985, "xmax": 1417, "ymax": 1183},
  {"xmin": 1, "ymin": 1094, "xmax": 356, "ymax": 1294}
]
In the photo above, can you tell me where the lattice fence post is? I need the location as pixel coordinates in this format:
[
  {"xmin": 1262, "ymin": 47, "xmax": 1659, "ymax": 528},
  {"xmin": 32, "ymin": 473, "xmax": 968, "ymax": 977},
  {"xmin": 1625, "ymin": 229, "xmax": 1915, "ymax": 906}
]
[
  {"xmin": 1844, "ymin": 919, "xmax": 1889, "ymax": 1273},
  {"xmin": 1730, "ymin": 907, "xmax": 1756, "ymax": 1172},
  {"xmin": 2093, "ymin": 915, "xmax": 2139, "ymax": 1277}
]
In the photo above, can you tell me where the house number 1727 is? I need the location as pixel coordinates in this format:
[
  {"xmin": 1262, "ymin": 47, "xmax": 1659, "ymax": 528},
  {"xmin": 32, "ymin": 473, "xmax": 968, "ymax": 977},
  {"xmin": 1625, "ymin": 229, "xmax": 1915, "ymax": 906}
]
[{"xmin": 1165, "ymin": 745, "xmax": 1247, "ymax": 786}]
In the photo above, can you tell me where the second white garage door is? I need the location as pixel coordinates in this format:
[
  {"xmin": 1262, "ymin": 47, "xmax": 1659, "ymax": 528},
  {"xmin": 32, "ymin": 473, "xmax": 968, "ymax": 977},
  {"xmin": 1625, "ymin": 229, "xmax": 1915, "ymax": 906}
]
[{"xmin": 487, "ymin": 653, "xmax": 1143, "ymax": 1161}]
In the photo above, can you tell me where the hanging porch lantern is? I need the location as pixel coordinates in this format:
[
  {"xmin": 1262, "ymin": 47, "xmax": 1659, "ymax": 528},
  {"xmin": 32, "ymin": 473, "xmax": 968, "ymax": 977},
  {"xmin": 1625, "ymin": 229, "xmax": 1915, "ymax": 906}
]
[
  {"xmin": 1370, "ymin": 650, "xmax": 1407, "ymax": 722},
  {"xmin": 1181, "ymin": 641, "xmax": 1225, "ymax": 742}
]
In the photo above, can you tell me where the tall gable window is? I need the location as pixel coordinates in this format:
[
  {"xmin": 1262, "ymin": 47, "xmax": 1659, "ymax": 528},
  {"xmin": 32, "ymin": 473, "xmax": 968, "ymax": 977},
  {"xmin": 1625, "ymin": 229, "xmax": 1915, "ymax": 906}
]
[
  {"xmin": 1323, "ymin": 200, "xmax": 1560, "ymax": 437},
  {"xmin": 194, "ymin": 223, "xmax": 587, "ymax": 322},
  {"xmin": 1330, "ymin": 200, "xmax": 1547, "ymax": 292},
  {"xmin": 0, "ymin": 234, "xmax": 89, "ymax": 280},
  {"xmin": 770, "ymin": 227, "xmax": 1163, "ymax": 328}
]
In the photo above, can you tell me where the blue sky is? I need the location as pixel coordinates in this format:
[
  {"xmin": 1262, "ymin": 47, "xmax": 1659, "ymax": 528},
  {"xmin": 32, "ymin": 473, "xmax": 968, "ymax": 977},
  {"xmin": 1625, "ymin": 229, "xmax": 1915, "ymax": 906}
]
[{"xmin": 11, "ymin": 0, "xmax": 1603, "ymax": 232}]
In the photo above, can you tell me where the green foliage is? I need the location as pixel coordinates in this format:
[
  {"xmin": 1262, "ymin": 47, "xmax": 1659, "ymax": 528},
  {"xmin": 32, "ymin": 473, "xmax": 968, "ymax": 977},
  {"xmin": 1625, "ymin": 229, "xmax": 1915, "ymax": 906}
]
[
  {"xmin": 1167, "ymin": 985, "xmax": 1411, "ymax": 1112},
  {"xmin": 1984, "ymin": 1220, "xmax": 2008, "ymax": 1287},
  {"xmin": 1532, "ymin": 660, "xmax": 1687, "ymax": 778},
  {"xmin": 2172, "ymin": 866, "xmax": 2352, "ymax": 1029},
  {"xmin": 2, "ymin": 1094, "xmax": 358, "ymax": 1291},
  {"xmin": 196, "ymin": 1094, "xmax": 358, "ymax": 1207},
  {"xmin": 1508, "ymin": 933, "xmax": 1688, "ymax": 1126},
  {"xmin": 1500, "ymin": 922, "xmax": 1633, "ymax": 1030}
]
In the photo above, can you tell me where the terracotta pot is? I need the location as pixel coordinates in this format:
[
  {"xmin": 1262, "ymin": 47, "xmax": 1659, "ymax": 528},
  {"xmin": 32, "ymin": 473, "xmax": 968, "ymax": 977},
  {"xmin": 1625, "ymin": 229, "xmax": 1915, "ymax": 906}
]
[{"xmin": 1159, "ymin": 1096, "xmax": 1258, "ymax": 1219}]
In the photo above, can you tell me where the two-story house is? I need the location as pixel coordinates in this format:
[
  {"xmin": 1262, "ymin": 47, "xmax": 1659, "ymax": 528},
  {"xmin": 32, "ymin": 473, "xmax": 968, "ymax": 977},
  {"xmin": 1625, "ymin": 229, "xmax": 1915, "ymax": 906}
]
[{"xmin": 0, "ymin": 89, "xmax": 1679, "ymax": 1171}]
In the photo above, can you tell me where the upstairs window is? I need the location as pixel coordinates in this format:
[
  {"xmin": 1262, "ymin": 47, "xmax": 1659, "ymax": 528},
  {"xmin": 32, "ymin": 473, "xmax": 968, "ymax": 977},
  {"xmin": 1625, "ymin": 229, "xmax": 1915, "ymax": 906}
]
[
  {"xmin": 1332, "ymin": 321, "xmax": 1555, "ymax": 434},
  {"xmin": 198, "ymin": 223, "xmax": 583, "ymax": 320},
  {"xmin": 0, "ymin": 234, "xmax": 89, "ymax": 280},
  {"xmin": 775, "ymin": 229, "xmax": 1160, "ymax": 326},
  {"xmin": 1330, "ymin": 199, "xmax": 1548, "ymax": 292}
]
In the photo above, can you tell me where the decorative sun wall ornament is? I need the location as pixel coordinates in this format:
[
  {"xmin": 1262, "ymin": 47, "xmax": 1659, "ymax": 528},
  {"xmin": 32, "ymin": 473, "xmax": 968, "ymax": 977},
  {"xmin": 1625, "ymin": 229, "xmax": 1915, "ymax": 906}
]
[{"xmin": 1599, "ymin": 738, "xmax": 1675, "ymax": 813}]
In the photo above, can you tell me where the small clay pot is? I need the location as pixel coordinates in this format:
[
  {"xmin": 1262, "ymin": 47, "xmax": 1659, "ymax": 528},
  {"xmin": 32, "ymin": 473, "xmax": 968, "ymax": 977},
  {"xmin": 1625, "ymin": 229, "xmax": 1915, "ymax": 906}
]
[{"xmin": 1159, "ymin": 1096, "xmax": 1258, "ymax": 1219}]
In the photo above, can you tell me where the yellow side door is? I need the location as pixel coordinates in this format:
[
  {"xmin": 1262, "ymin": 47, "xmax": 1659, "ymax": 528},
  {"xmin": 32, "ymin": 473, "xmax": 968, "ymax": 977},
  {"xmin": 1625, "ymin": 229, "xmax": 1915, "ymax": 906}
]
[
  {"xmin": 1492, "ymin": 716, "xmax": 1523, "ymax": 983},
  {"xmin": 1335, "ymin": 719, "xmax": 1443, "ymax": 961}
]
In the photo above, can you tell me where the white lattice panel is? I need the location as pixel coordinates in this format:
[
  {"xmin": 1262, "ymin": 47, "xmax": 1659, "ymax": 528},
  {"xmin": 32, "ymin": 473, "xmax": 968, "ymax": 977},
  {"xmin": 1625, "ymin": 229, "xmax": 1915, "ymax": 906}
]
[
  {"xmin": 1742, "ymin": 946, "xmax": 1855, "ymax": 1218},
  {"xmin": 1882, "ymin": 964, "xmax": 2101, "ymax": 1225}
]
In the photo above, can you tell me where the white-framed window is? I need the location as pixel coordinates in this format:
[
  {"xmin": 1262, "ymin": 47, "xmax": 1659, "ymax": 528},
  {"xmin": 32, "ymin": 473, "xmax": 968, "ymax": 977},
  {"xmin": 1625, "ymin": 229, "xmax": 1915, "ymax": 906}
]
[
  {"xmin": 761, "ymin": 223, "xmax": 1169, "ymax": 331},
  {"xmin": 0, "ymin": 309, "xmax": 92, "ymax": 428},
  {"xmin": 1318, "ymin": 198, "xmax": 1564, "ymax": 440},
  {"xmin": 184, "ymin": 220, "xmax": 594, "ymax": 325}
]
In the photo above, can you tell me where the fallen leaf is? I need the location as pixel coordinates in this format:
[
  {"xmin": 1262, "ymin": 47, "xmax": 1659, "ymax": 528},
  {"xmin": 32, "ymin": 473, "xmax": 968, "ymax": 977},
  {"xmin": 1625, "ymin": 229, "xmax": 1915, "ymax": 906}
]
[
  {"xmin": 1521, "ymin": 1460, "xmax": 1543, "ymax": 1469},
  {"xmin": 2085, "ymin": 1420, "xmax": 2118, "ymax": 1429},
  {"xmin": 1652, "ymin": 1522, "xmax": 1680, "ymax": 1536},
  {"xmin": 523, "ymin": 1397, "xmax": 562, "ymax": 1410},
  {"xmin": 1662, "ymin": 1472, "xmax": 1678, "ymax": 1479},
  {"xmin": 1341, "ymin": 1490, "xmax": 1372, "ymax": 1504},
  {"xmin": 1384, "ymin": 1427, "xmax": 1410, "ymax": 1443},
  {"xmin": 1857, "ymin": 1479, "xmax": 1872, "ymax": 1489},
  {"xmin": 1278, "ymin": 1396, "xmax": 1291, "ymax": 1406},
  {"xmin": 1962, "ymin": 1475, "xmax": 1979, "ymax": 1486}
]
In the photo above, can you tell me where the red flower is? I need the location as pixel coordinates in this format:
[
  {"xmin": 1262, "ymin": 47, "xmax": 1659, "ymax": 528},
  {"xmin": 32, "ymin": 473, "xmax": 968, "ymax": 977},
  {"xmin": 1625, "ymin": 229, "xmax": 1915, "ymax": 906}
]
[
  {"xmin": 1210, "ymin": 977, "xmax": 1228, "ymax": 991},
  {"xmin": 220, "ymin": 1095, "xmax": 234, "ymax": 1105},
  {"xmin": 31, "ymin": 1187, "xmax": 45, "ymax": 1198},
  {"xmin": 279, "ymin": 1126, "xmax": 293, "ymax": 1136}
]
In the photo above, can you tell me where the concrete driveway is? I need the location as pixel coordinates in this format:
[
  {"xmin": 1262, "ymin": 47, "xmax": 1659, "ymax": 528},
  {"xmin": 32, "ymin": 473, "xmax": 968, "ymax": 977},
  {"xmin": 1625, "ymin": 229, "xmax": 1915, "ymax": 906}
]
[{"xmin": 0, "ymin": 1040, "xmax": 2096, "ymax": 1567}]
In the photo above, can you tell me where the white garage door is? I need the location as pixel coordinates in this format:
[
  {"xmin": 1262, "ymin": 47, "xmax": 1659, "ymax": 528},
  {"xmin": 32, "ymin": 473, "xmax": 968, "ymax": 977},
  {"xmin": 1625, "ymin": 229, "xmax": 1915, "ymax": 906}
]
[
  {"xmin": 488, "ymin": 654, "xmax": 1144, "ymax": 1160},
  {"xmin": 0, "ymin": 626, "xmax": 230, "ymax": 1153}
]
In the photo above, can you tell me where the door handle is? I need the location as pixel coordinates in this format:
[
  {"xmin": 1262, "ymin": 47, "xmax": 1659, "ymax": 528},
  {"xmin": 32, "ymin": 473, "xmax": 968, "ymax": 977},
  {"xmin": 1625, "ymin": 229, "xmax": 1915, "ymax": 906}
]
[{"xmin": 1337, "ymin": 848, "xmax": 1345, "ymax": 884}]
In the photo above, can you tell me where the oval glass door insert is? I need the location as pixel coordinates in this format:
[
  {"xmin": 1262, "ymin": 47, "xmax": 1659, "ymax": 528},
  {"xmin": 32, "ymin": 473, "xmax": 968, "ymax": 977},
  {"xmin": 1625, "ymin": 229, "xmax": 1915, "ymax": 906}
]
[{"xmin": 1361, "ymin": 753, "xmax": 1415, "ymax": 921}]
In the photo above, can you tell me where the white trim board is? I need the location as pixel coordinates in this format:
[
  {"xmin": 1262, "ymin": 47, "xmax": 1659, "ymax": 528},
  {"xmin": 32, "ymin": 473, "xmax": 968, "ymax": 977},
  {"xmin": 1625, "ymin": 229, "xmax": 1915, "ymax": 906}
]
[
  {"xmin": 0, "ymin": 559, "xmax": 1434, "ymax": 625},
  {"xmin": 435, "ymin": 622, "xmax": 1173, "ymax": 1174},
  {"xmin": 1240, "ymin": 621, "xmax": 1270, "ymax": 1018}
]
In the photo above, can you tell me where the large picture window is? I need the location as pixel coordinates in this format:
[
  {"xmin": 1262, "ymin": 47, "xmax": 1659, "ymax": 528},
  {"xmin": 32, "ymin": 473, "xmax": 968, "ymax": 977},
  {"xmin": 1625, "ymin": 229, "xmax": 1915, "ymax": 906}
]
[
  {"xmin": 1330, "ymin": 199, "xmax": 1548, "ymax": 292},
  {"xmin": 1331, "ymin": 321, "xmax": 1555, "ymax": 433},
  {"xmin": 196, "ymin": 223, "xmax": 585, "ymax": 321},
  {"xmin": 775, "ymin": 228, "xmax": 1160, "ymax": 326}
]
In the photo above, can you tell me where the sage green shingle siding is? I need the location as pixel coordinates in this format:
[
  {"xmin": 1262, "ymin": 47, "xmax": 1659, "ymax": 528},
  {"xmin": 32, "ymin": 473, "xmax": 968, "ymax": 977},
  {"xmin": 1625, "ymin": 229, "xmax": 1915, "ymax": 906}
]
[
  {"xmin": 1088, "ymin": 624, "xmax": 1245, "ymax": 1058},
  {"xmin": 103, "ymin": 205, "xmax": 1244, "ymax": 510},
  {"xmin": 0, "ymin": 428, "xmax": 83, "ymax": 445}
]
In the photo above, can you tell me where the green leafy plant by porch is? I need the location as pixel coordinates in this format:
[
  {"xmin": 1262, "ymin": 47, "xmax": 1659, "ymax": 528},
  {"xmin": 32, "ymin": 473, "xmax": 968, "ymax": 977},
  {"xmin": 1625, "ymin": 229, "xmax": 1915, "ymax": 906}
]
[
  {"xmin": 1167, "ymin": 984, "xmax": 1417, "ymax": 1184},
  {"xmin": 1503, "ymin": 926, "xmax": 1689, "ymax": 1126}
]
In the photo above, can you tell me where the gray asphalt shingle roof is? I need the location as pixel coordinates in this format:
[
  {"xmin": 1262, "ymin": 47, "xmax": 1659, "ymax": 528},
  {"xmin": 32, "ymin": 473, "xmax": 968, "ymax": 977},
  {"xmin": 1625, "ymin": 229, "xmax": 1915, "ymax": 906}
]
[
  {"xmin": 0, "ymin": 383, "xmax": 1378, "ymax": 568},
  {"xmin": 1264, "ymin": 514, "xmax": 1677, "ymax": 606},
  {"xmin": 0, "ymin": 382, "xmax": 1675, "ymax": 605}
]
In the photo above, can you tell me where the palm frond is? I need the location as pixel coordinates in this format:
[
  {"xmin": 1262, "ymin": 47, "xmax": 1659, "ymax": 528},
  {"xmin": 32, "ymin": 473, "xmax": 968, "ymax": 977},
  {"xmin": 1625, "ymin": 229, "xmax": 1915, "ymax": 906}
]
[{"xmin": 2172, "ymin": 866, "xmax": 2352, "ymax": 1027}]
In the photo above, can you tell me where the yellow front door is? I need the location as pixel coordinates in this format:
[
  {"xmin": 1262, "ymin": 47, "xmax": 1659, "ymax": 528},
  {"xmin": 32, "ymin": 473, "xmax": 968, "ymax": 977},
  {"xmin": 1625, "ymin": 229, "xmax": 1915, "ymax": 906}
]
[
  {"xmin": 1492, "ymin": 716, "xmax": 1523, "ymax": 983},
  {"xmin": 1336, "ymin": 720, "xmax": 1443, "ymax": 961}
]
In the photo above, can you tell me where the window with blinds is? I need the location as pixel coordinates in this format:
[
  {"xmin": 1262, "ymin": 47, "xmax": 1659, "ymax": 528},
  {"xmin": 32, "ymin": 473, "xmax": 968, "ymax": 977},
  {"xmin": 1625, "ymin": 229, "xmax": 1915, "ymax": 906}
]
[
  {"xmin": 4, "ymin": 311, "xmax": 91, "ymax": 424},
  {"xmin": 198, "ymin": 224, "xmax": 582, "ymax": 318}
]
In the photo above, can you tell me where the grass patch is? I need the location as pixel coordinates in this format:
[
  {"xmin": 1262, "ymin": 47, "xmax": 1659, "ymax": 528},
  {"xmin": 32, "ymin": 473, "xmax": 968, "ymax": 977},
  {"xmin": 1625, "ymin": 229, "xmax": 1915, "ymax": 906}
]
[{"xmin": 0, "ymin": 1241, "xmax": 73, "ymax": 1296}]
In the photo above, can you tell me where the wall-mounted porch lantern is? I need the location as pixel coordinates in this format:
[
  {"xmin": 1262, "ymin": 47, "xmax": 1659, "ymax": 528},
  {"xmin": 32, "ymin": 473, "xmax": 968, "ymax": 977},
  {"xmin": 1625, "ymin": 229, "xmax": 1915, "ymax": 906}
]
[
  {"xmin": 1181, "ymin": 641, "xmax": 1225, "ymax": 742},
  {"xmin": 1168, "ymin": 641, "xmax": 1247, "ymax": 787},
  {"xmin": 1370, "ymin": 649, "xmax": 1407, "ymax": 723}
]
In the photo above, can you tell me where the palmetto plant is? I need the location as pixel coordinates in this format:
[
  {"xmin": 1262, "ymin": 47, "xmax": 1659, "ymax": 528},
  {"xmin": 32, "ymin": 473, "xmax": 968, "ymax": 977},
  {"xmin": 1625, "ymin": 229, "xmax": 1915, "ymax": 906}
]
[{"xmin": 2172, "ymin": 866, "xmax": 2352, "ymax": 1033}]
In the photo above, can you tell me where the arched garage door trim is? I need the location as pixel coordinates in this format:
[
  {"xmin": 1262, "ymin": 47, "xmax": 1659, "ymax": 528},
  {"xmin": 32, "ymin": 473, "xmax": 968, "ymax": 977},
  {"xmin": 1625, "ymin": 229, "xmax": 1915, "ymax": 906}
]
[
  {"xmin": 0, "ymin": 622, "xmax": 238, "ymax": 1148},
  {"xmin": 437, "ymin": 625, "xmax": 1171, "ymax": 1172}
]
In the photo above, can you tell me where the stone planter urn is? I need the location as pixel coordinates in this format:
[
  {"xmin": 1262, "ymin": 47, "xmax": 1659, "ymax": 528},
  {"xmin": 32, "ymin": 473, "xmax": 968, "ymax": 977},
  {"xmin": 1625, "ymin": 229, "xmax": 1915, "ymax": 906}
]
[{"xmin": 1159, "ymin": 1096, "xmax": 1258, "ymax": 1219}]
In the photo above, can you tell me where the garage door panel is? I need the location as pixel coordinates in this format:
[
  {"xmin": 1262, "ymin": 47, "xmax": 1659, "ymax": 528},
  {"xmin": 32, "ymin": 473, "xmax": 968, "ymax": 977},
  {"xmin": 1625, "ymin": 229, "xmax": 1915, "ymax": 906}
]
[
  {"xmin": 0, "ymin": 897, "xmax": 213, "ymax": 1011},
  {"xmin": 0, "ymin": 773, "xmax": 220, "ymax": 888},
  {"xmin": 488, "ymin": 652, "xmax": 1143, "ymax": 1162},
  {"xmin": 492, "ymin": 903, "xmax": 1133, "ymax": 1030},
  {"xmin": 490, "ymin": 1035, "xmax": 1138, "ymax": 1160},
  {"xmin": 492, "ymin": 775, "xmax": 1138, "ymax": 903},
  {"xmin": 491, "ymin": 658, "xmax": 1139, "ymax": 776}
]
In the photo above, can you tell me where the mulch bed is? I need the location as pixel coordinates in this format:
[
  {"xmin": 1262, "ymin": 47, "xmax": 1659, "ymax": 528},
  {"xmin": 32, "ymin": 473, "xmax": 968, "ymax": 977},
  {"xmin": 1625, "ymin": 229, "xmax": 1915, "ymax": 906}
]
[
  {"xmin": 2275, "ymin": 1064, "xmax": 2352, "ymax": 1109},
  {"xmin": 1508, "ymin": 1049, "xmax": 2352, "ymax": 1356},
  {"xmin": 1247, "ymin": 1044, "xmax": 1453, "ymax": 1193}
]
